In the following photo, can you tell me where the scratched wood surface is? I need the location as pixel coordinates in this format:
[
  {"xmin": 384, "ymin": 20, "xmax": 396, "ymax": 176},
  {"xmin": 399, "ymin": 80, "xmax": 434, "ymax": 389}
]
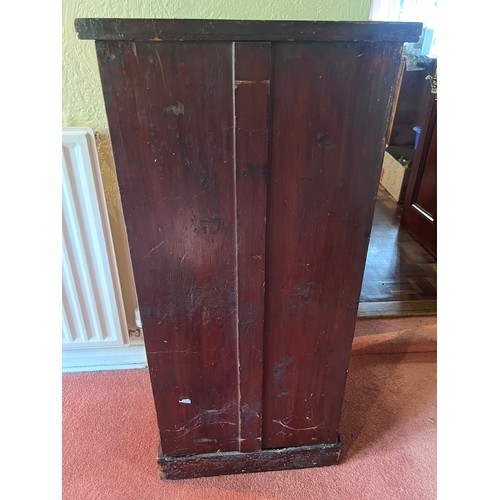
[
  {"xmin": 262, "ymin": 41, "xmax": 404, "ymax": 449},
  {"xmin": 158, "ymin": 441, "xmax": 341, "ymax": 479},
  {"xmin": 83, "ymin": 19, "xmax": 420, "ymax": 478},
  {"xmin": 96, "ymin": 41, "xmax": 240, "ymax": 456}
]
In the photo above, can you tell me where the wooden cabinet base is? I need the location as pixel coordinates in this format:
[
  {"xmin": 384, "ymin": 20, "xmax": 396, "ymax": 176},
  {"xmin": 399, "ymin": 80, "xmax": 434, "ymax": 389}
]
[{"xmin": 158, "ymin": 438, "xmax": 341, "ymax": 480}]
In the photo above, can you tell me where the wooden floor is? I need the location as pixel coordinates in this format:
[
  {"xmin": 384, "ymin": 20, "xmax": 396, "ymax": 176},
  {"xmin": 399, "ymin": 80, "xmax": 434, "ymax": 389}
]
[{"xmin": 358, "ymin": 185, "xmax": 437, "ymax": 318}]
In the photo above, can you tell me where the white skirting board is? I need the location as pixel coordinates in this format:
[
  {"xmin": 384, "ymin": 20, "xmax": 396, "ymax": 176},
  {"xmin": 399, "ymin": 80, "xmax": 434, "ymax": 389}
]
[{"xmin": 62, "ymin": 344, "xmax": 148, "ymax": 373}]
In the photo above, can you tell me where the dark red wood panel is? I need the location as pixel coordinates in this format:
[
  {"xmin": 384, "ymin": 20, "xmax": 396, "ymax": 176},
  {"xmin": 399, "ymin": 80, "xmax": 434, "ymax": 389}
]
[
  {"xmin": 96, "ymin": 40, "xmax": 239, "ymax": 456},
  {"xmin": 84, "ymin": 18, "xmax": 420, "ymax": 478},
  {"xmin": 262, "ymin": 42, "xmax": 404, "ymax": 449},
  {"xmin": 234, "ymin": 42, "xmax": 271, "ymax": 452}
]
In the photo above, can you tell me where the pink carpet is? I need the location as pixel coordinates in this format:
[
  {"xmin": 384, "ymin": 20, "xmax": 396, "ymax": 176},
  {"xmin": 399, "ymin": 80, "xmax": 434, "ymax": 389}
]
[{"xmin": 63, "ymin": 351, "xmax": 436, "ymax": 499}]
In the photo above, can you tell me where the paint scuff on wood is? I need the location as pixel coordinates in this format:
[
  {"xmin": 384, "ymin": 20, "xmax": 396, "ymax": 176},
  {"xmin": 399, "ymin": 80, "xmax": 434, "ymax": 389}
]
[
  {"xmin": 164, "ymin": 101, "xmax": 185, "ymax": 116},
  {"xmin": 235, "ymin": 80, "xmax": 270, "ymax": 87}
]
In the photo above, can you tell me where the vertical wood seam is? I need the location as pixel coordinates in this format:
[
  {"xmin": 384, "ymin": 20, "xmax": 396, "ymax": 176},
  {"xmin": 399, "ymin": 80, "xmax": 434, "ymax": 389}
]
[
  {"xmin": 232, "ymin": 41, "xmax": 242, "ymax": 452},
  {"xmin": 260, "ymin": 42, "xmax": 275, "ymax": 446}
]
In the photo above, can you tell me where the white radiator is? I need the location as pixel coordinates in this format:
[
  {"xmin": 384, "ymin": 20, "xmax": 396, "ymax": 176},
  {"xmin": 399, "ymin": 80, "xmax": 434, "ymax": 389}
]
[{"xmin": 62, "ymin": 128, "xmax": 128, "ymax": 349}]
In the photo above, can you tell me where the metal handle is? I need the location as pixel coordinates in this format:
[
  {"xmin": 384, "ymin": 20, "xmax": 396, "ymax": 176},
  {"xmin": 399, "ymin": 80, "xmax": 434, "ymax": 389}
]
[{"xmin": 425, "ymin": 69, "xmax": 437, "ymax": 95}]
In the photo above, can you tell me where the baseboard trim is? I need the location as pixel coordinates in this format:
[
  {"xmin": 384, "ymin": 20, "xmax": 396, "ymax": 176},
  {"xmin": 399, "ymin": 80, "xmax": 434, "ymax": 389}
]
[
  {"xmin": 357, "ymin": 299, "xmax": 437, "ymax": 318},
  {"xmin": 62, "ymin": 344, "xmax": 147, "ymax": 373},
  {"xmin": 158, "ymin": 438, "xmax": 341, "ymax": 479}
]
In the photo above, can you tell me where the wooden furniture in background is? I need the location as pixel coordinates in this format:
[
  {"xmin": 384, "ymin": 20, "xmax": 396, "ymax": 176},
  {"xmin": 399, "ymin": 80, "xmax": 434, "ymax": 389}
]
[
  {"xmin": 76, "ymin": 18, "xmax": 421, "ymax": 479},
  {"xmin": 401, "ymin": 73, "xmax": 437, "ymax": 257},
  {"xmin": 389, "ymin": 57, "xmax": 437, "ymax": 146}
]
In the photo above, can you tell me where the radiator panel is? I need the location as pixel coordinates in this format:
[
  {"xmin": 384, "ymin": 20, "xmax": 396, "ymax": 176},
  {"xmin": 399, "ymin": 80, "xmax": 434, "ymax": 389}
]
[{"xmin": 62, "ymin": 128, "xmax": 128, "ymax": 349}]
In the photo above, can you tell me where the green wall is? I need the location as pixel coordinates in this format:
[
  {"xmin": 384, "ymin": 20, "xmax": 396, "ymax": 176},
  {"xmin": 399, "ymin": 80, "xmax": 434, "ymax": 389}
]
[
  {"xmin": 63, "ymin": 0, "xmax": 371, "ymax": 129},
  {"xmin": 62, "ymin": 0, "xmax": 371, "ymax": 330}
]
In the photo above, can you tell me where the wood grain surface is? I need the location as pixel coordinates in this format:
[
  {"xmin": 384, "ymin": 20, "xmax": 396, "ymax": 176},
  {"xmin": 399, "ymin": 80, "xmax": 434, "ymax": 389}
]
[
  {"xmin": 234, "ymin": 42, "xmax": 271, "ymax": 453},
  {"xmin": 96, "ymin": 41, "xmax": 240, "ymax": 456},
  {"xmin": 86, "ymin": 19, "xmax": 419, "ymax": 476},
  {"xmin": 262, "ymin": 41, "xmax": 403, "ymax": 449}
]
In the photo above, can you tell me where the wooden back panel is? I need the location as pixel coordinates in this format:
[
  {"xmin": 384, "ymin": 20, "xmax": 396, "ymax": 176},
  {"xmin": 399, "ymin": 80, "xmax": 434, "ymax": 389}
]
[
  {"xmin": 84, "ymin": 20, "xmax": 420, "ymax": 460},
  {"xmin": 96, "ymin": 41, "xmax": 240, "ymax": 456},
  {"xmin": 263, "ymin": 42, "xmax": 403, "ymax": 448}
]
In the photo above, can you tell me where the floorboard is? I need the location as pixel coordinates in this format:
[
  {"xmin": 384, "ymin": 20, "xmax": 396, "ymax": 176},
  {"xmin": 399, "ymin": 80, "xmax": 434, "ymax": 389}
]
[{"xmin": 359, "ymin": 185, "xmax": 437, "ymax": 317}]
